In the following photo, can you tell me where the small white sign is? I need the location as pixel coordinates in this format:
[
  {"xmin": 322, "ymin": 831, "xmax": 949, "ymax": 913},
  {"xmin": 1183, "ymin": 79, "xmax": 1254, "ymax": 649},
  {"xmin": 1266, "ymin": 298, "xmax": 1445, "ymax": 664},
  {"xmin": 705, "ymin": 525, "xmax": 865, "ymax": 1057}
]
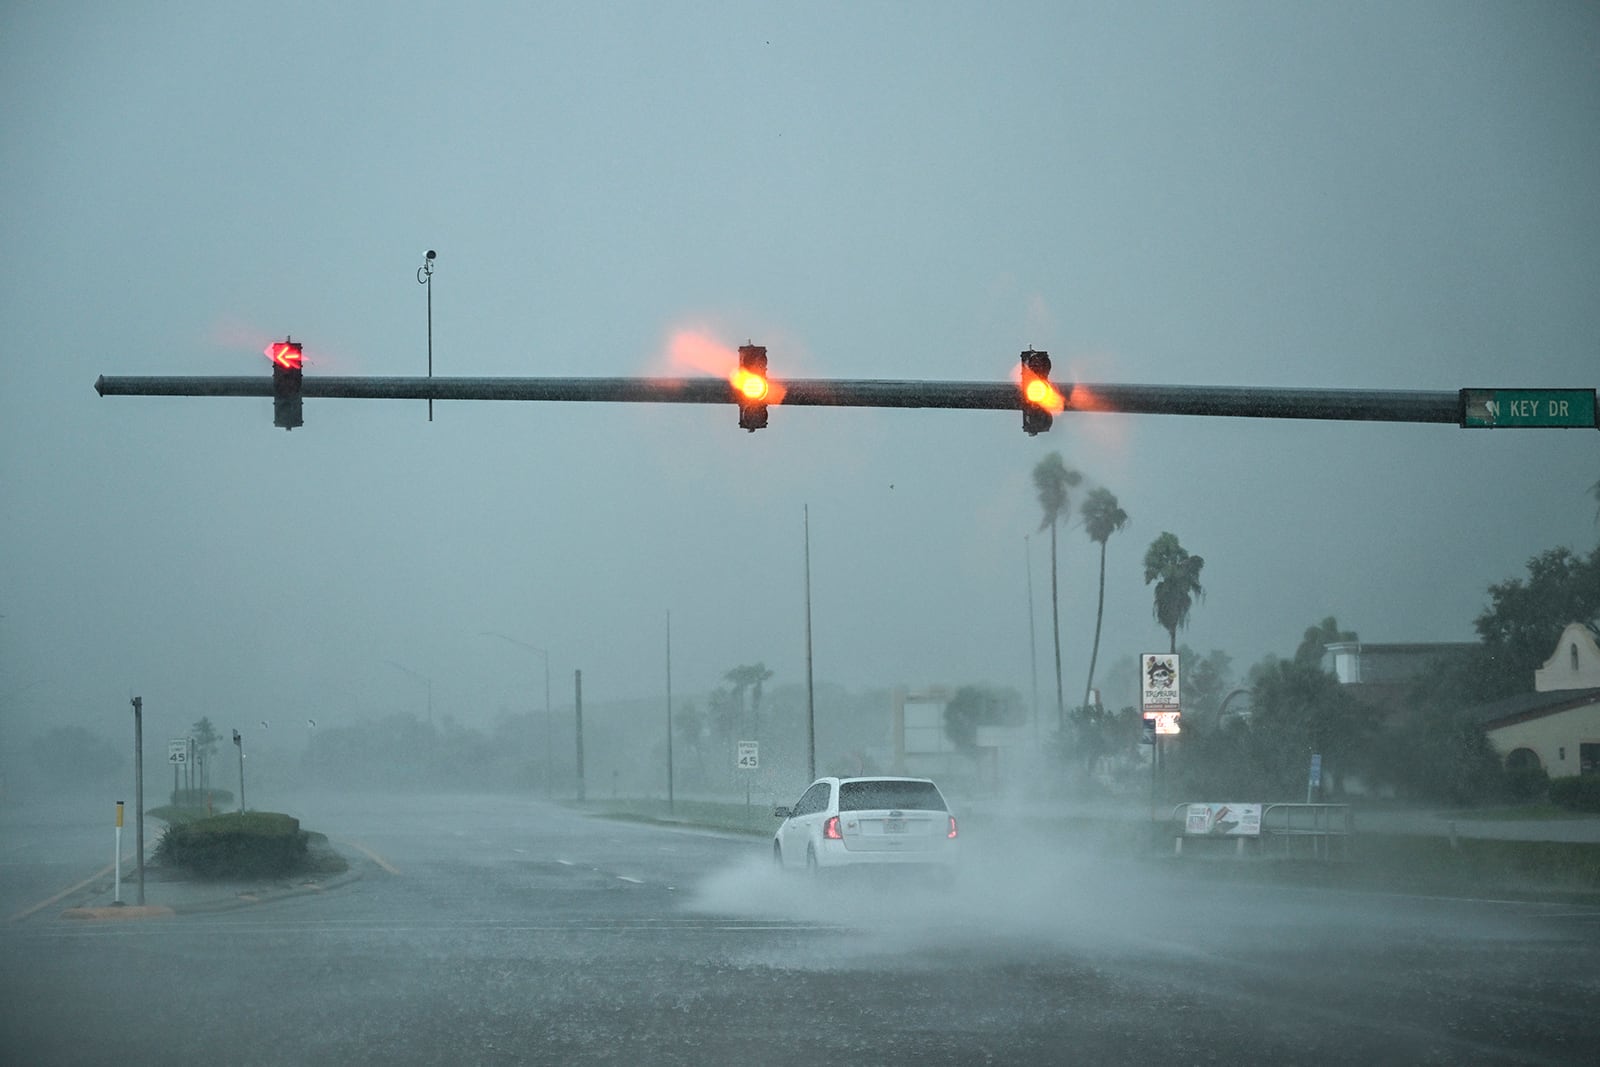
[
  {"xmin": 736, "ymin": 741, "xmax": 759, "ymax": 770},
  {"xmin": 1151, "ymin": 711, "xmax": 1182, "ymax": 736},
  {"xmin": 1141, "ymin": 653, "xmax": 1180, "ymax": 713},
  {"xmin": 168, "ymin": 739, "xmax": 189, "ymax": 764}
]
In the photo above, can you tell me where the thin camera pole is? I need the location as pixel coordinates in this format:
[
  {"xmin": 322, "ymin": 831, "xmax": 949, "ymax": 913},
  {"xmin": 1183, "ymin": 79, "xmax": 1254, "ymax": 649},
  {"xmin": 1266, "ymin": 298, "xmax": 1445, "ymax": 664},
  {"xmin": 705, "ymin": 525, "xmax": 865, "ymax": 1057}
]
[{"xmin": 417, "ymin": 250, "xmax": 437, "ymax": 422}]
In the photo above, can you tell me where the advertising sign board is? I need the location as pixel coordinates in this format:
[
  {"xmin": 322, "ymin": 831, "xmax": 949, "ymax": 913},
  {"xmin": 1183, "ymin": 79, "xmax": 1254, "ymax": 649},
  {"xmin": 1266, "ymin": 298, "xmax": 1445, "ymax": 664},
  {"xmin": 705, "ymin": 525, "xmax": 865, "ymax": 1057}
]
[
  {"xmin": 1184, "ymin": 803, "xmax": 1262, "ymax": 837},
  {"xmin": 1141, "ymin": 653, "xmax": 1180, "ymax": 714}
]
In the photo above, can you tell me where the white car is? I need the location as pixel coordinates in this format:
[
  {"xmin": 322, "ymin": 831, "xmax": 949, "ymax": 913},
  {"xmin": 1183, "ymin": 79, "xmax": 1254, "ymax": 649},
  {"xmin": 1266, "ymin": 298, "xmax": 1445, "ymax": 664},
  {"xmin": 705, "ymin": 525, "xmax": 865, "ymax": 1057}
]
[{"xmin": 772, "ymin": 776, "xmax": 959, "ymax": 873}]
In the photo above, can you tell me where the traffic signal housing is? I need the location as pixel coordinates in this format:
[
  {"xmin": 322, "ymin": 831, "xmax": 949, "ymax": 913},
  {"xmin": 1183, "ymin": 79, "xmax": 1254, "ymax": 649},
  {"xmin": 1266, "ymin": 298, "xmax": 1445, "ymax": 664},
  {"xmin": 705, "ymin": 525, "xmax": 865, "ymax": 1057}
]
[
  {"xmin": 735, "ymin": 344, "xmax": 769, "ymax": 431},
  {"xmin": 267, "ymin": 339, "xmax": 303, "ymax": 430},
  {"xmin": 1020, "ymin": 349, "xmax": 1059, "ymax": 436}
]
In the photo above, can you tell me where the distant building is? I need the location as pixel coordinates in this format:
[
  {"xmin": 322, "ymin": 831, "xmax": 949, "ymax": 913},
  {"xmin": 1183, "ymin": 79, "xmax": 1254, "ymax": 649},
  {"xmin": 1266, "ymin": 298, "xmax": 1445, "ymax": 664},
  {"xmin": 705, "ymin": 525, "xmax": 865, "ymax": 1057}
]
[
  {"xmin": 1323, "ymin": 641, "xmax": 1476, "ymax": 715},
  {"xmin": 890, "ymin": 686, "xmax": 1030, "ymax": 792},
  {"xmin": 1482, "ymin": 623, "xmax": 1600, "ymax": 778}
]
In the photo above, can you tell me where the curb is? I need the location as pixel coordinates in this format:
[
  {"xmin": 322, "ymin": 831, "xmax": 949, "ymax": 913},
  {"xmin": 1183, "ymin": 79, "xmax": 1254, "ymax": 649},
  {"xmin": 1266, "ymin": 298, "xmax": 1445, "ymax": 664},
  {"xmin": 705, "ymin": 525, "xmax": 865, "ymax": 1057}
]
[
  {"xmin": 61, "ymin": 904, "xmax": 176, "ymax": 921},
  {"xmin": 169, "ymin": 867, "xmax": 364, "ymax": 915},
  {"xmin": 50, "ymin": 862, "xmax": 365, "ymax": 921}
]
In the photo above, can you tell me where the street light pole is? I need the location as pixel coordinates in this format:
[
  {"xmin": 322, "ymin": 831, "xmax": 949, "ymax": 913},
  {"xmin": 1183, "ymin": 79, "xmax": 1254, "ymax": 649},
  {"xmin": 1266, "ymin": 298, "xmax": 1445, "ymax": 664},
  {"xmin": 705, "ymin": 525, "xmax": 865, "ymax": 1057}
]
[
  {"xmin": 574, "ymin": 670, "xmax": 585, "ymax": 803},
  {"xmin": 804, "ymin": 506, "xmax": 817, "ymax": 782},
  {"xmin": 230, "ymin": 728, "xmax": 247, "ymax": 812},
  {"xmin": 665, "ymin": 611, "xmax": 674, "ymax": 815},
  {"xmin": 131, "ymin": 697, "xmax": 145, "ymax": 905}
]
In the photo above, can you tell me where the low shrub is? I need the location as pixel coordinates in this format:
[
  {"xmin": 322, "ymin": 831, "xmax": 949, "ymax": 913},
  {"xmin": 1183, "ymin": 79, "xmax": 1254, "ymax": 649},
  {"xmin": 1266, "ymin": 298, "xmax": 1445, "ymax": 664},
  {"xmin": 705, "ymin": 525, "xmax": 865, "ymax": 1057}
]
[
  {"xmin": 155, "ymin": 811, "xmax": 308, "ymax": 878},
  {"xmin": 1550, "ymin": 775, "xmax": 1600, "ymax": 814},
  {"xmin": 1502, "ymin": 764, "xmax": 1550, "ymax": 803}
]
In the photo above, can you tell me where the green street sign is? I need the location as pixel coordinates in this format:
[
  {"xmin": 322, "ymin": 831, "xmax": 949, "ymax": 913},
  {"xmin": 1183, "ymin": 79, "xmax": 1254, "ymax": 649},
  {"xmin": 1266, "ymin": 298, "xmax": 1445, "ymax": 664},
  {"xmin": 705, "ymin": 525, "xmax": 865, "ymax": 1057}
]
[{"xmin": 1461, "ymin": 388, "xmax": 1597, "ymax": 429}]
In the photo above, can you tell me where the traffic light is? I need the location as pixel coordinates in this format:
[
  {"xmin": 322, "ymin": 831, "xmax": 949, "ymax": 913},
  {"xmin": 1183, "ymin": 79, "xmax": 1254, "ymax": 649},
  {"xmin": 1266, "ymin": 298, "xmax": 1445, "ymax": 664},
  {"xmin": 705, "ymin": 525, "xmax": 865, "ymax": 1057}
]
[
  {"xmin": 735, "ymin": 343, "xmax": 769, "ymax": 431},
  {"xmin": 1020, "ymin": 349, "xmax": 1059, "ymax": 435},
  {"xmin": 267, "ymin": 339, "xmax": 303, "ymax": 430}
]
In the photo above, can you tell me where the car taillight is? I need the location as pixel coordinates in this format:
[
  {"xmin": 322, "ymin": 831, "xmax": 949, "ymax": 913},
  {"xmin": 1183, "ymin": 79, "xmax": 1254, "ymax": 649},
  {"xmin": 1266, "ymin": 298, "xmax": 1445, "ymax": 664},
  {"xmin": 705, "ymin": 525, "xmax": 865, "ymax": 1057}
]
[
  {"xmin": 947, "ymin": 815, "xmax": 959, "ymax": 839},
  {"xmin": 824, "ymin": 815, "xmax": 842, "ymax": 840}
]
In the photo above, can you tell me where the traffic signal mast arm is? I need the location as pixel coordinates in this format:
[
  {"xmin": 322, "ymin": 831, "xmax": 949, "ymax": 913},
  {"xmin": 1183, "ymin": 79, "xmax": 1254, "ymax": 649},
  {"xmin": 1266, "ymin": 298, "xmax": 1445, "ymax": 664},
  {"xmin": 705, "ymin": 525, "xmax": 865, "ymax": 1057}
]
[{"xmin": 94, "ymin": 373, "xmax": 1496, "ymax": 425}]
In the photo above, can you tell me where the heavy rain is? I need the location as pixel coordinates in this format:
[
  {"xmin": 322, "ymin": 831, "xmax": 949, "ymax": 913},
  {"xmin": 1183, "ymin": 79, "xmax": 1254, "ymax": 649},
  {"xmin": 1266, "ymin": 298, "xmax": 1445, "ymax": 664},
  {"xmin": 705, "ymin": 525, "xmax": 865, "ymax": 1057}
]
[{"xmin": 3, "ymin": 3, "xmax": 1599, "ymax": 1065}]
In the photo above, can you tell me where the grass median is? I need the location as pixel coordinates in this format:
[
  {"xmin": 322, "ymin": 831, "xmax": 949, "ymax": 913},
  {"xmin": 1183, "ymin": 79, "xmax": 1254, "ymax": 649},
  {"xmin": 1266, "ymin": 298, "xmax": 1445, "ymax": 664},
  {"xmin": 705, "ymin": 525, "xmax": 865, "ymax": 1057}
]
[{"xmin": 578, "ymin": 797, "xmax": 1600, "ymax": 902}]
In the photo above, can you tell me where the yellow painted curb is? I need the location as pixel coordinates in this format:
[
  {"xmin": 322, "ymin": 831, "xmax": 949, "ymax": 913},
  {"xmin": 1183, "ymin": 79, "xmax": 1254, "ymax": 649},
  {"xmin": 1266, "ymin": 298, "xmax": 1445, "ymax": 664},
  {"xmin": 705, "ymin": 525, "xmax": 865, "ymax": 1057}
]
[{"xmin": 61, "ymin": 905, "xmax": 175, "ymax": 921}]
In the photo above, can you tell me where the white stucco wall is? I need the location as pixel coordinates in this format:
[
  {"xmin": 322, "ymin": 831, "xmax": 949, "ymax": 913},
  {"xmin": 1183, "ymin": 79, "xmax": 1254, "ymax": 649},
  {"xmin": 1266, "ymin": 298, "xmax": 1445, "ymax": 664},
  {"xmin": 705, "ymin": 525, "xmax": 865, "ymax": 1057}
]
[
  {"xmin": 1535, "ymin": 623, "xmax": 1600, "ymax": 692},
  {"xmin": 1486, "ymin": 700, "xmax": 1600, "ymax": 777}
]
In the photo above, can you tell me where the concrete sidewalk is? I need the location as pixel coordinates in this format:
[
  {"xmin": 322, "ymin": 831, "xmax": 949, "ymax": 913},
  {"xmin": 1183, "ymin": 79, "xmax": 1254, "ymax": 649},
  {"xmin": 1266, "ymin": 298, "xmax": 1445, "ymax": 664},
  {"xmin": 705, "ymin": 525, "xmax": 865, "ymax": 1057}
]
[{"xmin": 1348, "ymin": 808, "xmax": 1600, "ymax": 843}]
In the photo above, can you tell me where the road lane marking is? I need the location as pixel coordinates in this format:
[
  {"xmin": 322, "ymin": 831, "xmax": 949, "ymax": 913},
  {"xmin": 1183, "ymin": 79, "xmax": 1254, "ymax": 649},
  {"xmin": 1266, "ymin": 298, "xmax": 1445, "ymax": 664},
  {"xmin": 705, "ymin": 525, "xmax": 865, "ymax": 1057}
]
[
  {"xmin": 616, "ymin": 876, "xmax": 644, "ymax": 884},
  {"xmin": 336, "ymin": 838, "xmax": 401, "ymax": 876},
  {"xmin": 6, "ymin": 844, "xmax": 142, "ymax": 921},
  {"xmin": 8, "ymin": 862, "xmax": 116, "ymax": 922}
]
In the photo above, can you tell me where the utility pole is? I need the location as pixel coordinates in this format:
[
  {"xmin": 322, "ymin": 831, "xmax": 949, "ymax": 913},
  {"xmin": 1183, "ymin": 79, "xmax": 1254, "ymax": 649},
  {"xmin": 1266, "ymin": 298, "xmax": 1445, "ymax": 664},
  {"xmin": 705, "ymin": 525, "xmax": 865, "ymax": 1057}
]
[
  {"xmin": 131, "ymin": 697, "xmax": 145, "ymax": 906},
  {"xmin": 1026, "ymin": 534, "xmax": 1039, "ymax": 747}
]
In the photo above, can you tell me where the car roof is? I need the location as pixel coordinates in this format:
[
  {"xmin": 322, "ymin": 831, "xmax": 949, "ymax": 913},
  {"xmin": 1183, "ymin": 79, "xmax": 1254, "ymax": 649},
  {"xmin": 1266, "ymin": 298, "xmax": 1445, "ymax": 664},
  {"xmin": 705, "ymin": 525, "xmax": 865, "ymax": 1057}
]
[{"xmin": 820, "ymin": 775, "xmax": 939, "ymax": 785}]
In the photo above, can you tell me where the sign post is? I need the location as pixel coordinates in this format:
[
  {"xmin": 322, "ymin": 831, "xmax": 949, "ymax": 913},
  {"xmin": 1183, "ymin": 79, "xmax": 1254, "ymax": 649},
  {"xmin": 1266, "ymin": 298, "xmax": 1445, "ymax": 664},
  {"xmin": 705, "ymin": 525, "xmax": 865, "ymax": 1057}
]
[
  {"xmin": 1141, "ymin": 655, "xmax": 1181, "ymax": 818},
  {"xmin": 1307, "ymin": 753, "xmax": 1323, "ymax": 803},
  {"xmin": 169, "ymin": 738, "xmax": 188, "ymax": 806},
  {"xmin": 737, "ymin": 741, "xmax": 759, "ymax": 820},
  {"xmin": 113, "ymin": 800, "xmax": 124, "ymax": 906}
]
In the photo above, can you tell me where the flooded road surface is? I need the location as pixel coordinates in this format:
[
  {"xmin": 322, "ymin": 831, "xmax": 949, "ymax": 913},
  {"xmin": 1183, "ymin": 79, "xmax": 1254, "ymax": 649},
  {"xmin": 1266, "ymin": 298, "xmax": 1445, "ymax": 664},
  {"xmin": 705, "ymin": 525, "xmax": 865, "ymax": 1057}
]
[{"xmin": 3, "ymin": 793, "xmax": 1596, "ymax": 1065}]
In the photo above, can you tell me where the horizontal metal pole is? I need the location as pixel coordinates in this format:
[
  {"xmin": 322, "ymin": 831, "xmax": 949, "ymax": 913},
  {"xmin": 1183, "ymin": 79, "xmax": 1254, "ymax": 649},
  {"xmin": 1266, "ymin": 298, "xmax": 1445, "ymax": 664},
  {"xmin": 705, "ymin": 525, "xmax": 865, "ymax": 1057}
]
[{"xmin": 94, "ymin": 374, "xmax": 1473, "ymax": 425}]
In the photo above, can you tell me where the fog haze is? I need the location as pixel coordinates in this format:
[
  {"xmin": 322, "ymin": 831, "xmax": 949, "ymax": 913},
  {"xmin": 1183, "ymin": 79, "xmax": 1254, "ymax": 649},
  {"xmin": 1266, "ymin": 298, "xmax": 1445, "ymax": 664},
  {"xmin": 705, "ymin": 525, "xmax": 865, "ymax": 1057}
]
[{"xmin": 3, "ymin": 3, "xmax": 1597, "ymax": 760}]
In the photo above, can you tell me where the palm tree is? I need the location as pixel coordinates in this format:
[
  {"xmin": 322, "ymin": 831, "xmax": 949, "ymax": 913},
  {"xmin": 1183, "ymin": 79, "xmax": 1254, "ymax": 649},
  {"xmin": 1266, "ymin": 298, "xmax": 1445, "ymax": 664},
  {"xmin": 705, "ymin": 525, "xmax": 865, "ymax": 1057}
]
[
  {"xmin": 1032, "ymin": 452, "xmax": 1083, "ymax": 728},
  {"xmin": 723, "ymin": 663, "xmax": 774, "ymax": 736},
  {"xmin": 1080, "ymin": 487, "xmax": 1128, "ymax": 708},
  {"xmin": 1143, "ymin": 532, "xmax": 1204, "ymax": 653}
]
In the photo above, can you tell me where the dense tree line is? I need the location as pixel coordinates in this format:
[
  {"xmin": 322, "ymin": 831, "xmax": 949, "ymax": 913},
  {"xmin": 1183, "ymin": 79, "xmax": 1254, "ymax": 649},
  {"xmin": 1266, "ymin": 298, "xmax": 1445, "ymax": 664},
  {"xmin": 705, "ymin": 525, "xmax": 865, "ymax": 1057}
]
[{"xmin": 1062, "ymin": 540, "xmax": 1600, "ymax": 806}]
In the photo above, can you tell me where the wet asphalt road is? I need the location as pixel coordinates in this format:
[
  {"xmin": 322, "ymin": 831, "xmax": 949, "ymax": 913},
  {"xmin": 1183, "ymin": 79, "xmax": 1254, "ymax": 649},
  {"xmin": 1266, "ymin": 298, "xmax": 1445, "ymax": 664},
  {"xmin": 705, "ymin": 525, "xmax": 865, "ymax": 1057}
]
[{"xmin": 3, "ymin": 792, "xmax": 1598, "ymax": 1066}]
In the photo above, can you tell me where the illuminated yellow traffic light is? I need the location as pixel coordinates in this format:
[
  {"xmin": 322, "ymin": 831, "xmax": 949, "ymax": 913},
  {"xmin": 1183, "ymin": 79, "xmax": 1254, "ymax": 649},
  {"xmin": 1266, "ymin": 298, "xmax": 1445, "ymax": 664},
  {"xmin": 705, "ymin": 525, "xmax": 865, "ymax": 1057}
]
[{"xmin": 736, "ymin": 344, "xmax": 769, "ymax": 431}]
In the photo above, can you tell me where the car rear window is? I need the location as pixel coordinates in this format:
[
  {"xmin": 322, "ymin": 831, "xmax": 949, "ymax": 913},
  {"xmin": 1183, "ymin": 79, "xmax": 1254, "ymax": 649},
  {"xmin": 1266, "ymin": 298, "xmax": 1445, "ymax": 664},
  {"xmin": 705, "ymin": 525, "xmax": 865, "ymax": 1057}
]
[{"xmin": 838, "ymin": 780, "xmax": 947, "ymax": 812}]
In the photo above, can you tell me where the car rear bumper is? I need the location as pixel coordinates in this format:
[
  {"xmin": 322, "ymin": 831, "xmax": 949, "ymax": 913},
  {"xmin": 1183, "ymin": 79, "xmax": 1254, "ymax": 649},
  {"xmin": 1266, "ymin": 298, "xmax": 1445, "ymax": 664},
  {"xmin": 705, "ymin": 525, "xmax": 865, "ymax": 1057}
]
[{"xmin": 815, "ymin": 838, "xmax": 958, "ymax": 868}]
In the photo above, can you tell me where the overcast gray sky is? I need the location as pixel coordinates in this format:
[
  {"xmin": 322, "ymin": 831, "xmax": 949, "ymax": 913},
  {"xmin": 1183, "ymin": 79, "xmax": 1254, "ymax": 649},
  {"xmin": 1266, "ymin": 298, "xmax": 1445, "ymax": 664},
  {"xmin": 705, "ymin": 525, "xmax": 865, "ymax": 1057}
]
[{"xmin": 2, "ymin": 2, "xmax": 1597, "ymax": 750}]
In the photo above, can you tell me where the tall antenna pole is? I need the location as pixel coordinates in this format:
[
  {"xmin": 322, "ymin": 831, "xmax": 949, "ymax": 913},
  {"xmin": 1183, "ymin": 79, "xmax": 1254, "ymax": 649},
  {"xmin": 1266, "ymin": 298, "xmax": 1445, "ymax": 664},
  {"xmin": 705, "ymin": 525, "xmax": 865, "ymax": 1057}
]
[{"xmin": 417, "ymin": 250, "xmax": 436, "ymax": 422}]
